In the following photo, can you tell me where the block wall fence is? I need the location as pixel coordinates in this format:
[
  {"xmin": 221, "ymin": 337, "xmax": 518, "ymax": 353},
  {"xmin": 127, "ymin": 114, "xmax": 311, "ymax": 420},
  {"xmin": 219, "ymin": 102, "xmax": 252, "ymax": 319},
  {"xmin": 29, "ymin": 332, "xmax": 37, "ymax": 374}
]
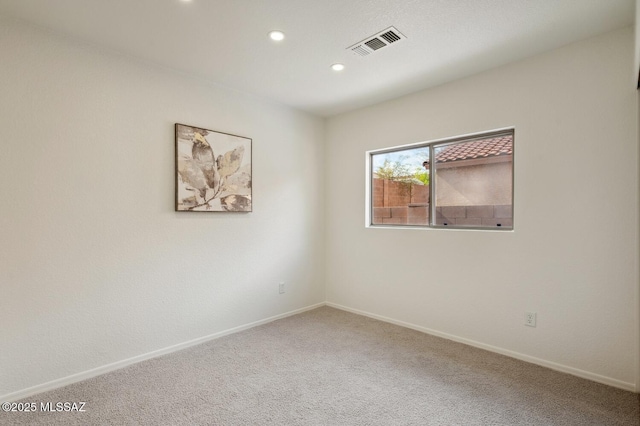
[{"xmin": 372, "ymin": 179, "xmax": 512, "ymax": 227}]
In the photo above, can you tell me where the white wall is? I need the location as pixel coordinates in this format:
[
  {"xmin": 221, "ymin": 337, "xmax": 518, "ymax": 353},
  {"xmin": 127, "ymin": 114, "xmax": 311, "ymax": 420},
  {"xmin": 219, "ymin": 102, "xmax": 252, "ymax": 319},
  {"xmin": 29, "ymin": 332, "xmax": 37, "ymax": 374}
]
[
  {"xmin": 326, "ymin": 27, "xmax": 639, "ymax": 390},
  {"xmin": 0, "ymin": 18, "xmax": 325, "ymax": 398},
  {"xmin": 1, "ymin": 18, "xmax": 638, "ymax": 400}
]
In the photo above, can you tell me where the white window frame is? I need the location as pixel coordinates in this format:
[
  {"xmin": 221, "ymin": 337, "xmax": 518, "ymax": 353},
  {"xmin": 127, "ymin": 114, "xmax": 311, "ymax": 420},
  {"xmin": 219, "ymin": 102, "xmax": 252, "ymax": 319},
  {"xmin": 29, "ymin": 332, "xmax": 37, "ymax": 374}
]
[{"xmin": 366, "ymin": 128, "xmax": 514, "ymax": 231}]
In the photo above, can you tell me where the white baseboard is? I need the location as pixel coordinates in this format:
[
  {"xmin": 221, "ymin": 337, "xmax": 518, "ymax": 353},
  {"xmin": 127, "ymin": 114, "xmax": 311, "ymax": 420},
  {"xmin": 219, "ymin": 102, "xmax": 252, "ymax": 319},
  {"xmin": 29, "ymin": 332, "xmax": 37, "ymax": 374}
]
[
  {"xmin": 4, "ymin": 301, "xmax": 635, "ymax": 401},
  {"xmin": 1, "ymin": 302, "xmax": 326, "ymax": 402},
  {"xmin": 326, "ymin": 302, "xmax": 637, "ymax": 393}
]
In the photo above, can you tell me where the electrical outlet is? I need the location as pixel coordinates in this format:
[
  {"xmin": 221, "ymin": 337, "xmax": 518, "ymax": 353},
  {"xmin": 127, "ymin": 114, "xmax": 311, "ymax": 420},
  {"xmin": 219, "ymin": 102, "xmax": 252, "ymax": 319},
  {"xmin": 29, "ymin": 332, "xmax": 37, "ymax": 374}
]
[
  {"xmin": 279, "ymin": 282, "xmax": 285, "ymax": 294},
  {"xmin": 525, "ymin": 312, "xmax": 537, "ymax": 327}
]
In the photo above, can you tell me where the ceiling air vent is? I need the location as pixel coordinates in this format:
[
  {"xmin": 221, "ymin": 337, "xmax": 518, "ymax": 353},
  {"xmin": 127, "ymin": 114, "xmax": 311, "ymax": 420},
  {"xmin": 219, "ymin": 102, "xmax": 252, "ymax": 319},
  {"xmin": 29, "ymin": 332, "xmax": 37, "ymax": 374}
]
[{"xmin": 347, "ymin": 26, "xmax": 406, "ymax": 57}]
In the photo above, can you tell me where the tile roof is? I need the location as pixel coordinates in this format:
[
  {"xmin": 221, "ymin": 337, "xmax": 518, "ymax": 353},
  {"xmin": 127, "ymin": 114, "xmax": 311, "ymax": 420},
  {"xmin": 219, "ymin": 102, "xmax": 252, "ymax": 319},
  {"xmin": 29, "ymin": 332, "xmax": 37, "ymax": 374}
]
[{"xmin": 424, "ymin": 135, "xmax": 513, "ymax": 166}]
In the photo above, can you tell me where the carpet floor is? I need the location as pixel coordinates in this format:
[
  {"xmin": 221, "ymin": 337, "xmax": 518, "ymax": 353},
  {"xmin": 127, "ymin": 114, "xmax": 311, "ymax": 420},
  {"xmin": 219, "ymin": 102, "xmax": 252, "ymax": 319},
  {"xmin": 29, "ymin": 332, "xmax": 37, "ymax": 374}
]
[{"xmin": 2, "ymin": 306, "xmax": 638, "ymax": 425}]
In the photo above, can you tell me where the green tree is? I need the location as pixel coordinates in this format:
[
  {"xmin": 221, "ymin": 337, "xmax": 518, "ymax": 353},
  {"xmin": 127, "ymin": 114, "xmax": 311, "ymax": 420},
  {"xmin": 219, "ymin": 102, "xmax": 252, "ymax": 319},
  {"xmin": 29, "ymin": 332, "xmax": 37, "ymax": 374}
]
[
  {"xmin": 375, "ymin": 159, "xmax": 413, "ymax": 182},
  {"xmin": 414, "ymin": 169, "xmax": 429, "ymax": 185},
  {"xmin": 375, "ymin": 158, "xmax": 429, "ymax": 185}
]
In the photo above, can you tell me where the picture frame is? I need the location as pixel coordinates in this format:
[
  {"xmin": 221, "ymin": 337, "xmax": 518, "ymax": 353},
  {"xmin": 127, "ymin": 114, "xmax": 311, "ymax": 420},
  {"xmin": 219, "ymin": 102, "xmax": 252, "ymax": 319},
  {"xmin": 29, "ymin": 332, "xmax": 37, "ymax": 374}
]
[{"xmin": 175, "ymin": 123, "xmax": 252, "ymax": 212}]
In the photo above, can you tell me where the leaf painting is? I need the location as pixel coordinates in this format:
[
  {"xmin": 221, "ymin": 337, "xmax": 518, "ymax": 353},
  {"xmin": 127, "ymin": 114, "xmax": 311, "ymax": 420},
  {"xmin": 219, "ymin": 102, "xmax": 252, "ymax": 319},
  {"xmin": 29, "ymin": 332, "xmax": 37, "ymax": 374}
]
[
  {"xmin": 175, "ymin": 124, "xmax": 252, "ymax": 212},
  {"xmin": 217, "ymin": 145, "xmax": 244, "ymax": 179}
]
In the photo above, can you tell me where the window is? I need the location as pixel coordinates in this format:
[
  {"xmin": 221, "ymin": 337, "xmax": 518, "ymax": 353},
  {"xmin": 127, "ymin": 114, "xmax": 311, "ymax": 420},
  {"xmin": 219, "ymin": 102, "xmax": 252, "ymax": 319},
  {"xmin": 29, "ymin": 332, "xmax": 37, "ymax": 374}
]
[{"xmin": 368, "ymin": 129, "xmax": 513, "ymax": 230}]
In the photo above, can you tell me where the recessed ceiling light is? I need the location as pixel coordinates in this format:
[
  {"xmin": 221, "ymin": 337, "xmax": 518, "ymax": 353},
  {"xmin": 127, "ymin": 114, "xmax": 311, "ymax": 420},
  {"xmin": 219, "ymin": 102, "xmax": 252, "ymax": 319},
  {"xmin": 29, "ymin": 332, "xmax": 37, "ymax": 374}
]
[
  {"xmin": 269, "ymin": 31, "xmax": 285, "ymax": 41},
  {"xmin": 331, "ymin": 63, "xmax": 345, "ymax": 71}
]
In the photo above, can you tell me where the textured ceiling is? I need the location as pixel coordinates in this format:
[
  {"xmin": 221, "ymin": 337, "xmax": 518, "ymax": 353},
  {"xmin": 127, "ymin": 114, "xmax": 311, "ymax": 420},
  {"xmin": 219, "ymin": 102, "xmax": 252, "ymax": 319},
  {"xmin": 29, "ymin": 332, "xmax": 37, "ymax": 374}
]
[{"xmin": 0, "ymin": 0, "xmax": 634, "ymax": 116}]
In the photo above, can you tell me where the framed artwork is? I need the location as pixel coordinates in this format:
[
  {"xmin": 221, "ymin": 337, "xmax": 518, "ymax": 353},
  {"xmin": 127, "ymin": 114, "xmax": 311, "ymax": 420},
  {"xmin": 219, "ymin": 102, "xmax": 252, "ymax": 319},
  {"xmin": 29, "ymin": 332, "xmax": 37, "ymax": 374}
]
[{"xmin": 175, "ymin": 123, "xmax": 252, "ymax": 212}]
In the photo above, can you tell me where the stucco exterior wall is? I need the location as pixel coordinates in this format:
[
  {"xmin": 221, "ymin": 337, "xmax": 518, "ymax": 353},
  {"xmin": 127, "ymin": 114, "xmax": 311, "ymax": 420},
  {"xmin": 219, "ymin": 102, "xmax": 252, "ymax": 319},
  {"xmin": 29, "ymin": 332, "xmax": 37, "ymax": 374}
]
[{"xmin": 436, "ymin": 160, "xmax": 512, "ymax": 206}]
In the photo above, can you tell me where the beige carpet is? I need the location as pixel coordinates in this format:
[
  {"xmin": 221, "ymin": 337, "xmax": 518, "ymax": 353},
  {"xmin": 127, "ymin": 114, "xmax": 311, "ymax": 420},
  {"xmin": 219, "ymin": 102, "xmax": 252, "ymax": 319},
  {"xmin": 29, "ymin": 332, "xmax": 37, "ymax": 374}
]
[{"xmin": 2, "ymin": 307, "xmax": 638, "ymax": 425}]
